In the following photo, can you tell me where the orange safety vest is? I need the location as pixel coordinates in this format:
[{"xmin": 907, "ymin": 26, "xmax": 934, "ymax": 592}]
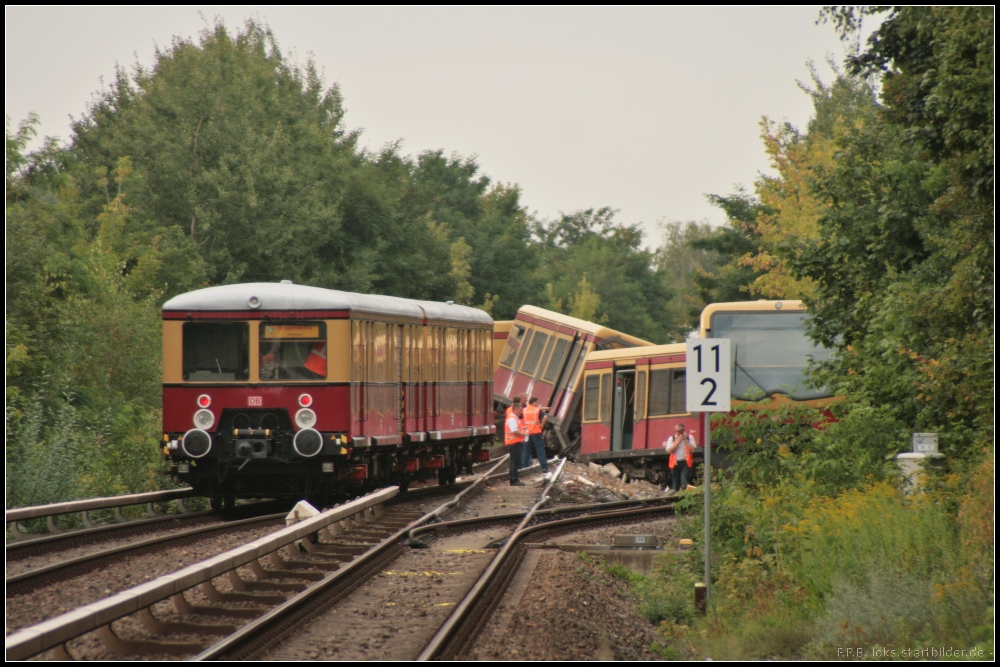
[
  {"xmin": 523, "ymin": 405, "xmax": 543, "ymax": 435},
  {"xmin": 667, "ymin": 435, "xmax": 695, "ymax": 469},
  {"xmin": 504, "ymin": 414, "xmax": 524, "ymax": 446},
  {"xmin": 304, "ymin": 342, "xmax": 327, "ymax": 377}
]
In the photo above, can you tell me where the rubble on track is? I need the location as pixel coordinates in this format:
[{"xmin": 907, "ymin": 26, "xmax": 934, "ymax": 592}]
[{"xmin": 545, "ymin": 461, "xmax": 665, "ymax": 505}]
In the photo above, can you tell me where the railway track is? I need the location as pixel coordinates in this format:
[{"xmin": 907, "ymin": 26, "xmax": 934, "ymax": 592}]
[
  {"xmin": 6, "ymin": 459, "xmax": 674, "ymax": 661},
  {"xmin": 4, "ymin": 460, "xmax": 513, "ymax": 661}
]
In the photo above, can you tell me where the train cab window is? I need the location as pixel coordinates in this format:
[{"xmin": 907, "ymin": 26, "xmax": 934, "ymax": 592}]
[
  {"xmin": 542, "ymin": 338, "xmax": 569, "ymax": 383},
  {"xmin": 519, "ymin": 331, "xmax": 549, "ymax": 376},
  {"xmin": 259, "ymin": 322, "xmax": 327, "ymax": 381},
  {"xmin": 499, "ymin": 325, "xmax": 526, "ymax": 367},
  {"xmin": 183, "ymin": 322, "xmax": 249, "ymax": 381},
  {"xmin": 583, "ymin": 375, "xmax": 600, "ymax": 421}
]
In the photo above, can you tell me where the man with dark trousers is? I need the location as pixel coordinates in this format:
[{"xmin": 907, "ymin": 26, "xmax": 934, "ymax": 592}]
[{"xmin": 504, "ymin": 402, "xmax": 526, "ymax": 486}]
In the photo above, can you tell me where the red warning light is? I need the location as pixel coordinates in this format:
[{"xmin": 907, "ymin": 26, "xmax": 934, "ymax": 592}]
[
  {"xmin": 197, "ymin": 394, "xmax": 212, "ymax": 408},
  {"xmin": 299, "ymin": 393, "xmax": 313, "ymax": 408}
]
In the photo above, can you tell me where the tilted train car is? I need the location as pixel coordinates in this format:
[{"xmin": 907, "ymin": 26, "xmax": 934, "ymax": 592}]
[
  {"xmin": 576, "ymin": 344, "xmax": 698, "ymax": 485},
  {"xmin": 700, "ymin": 300, "xmax": 835, "ymax": 408},
  {"xmin": 493, "ymin": 305, "xmax": 652, "ymax": 455},
  {"xmin": 161, "ymin": 282, "xmax": 495, "ymax": 506}
]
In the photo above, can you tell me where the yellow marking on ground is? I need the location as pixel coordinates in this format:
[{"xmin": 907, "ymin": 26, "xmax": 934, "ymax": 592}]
[
  {"xmin": 442, "ymin": 549, "xmax": 486, "ymax": 554},
  {"xmin": 433, "ymin": 602, "xmax": 456, "ymax": 607},
  {"xmin": 381, "ymin": 570, "xmax": 460, "ymax": 577}
]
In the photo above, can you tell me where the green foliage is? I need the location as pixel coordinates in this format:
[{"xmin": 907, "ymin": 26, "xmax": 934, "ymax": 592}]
[
  {"xmin": 535, "ymin": 207, "xmax": 675, "ymax": 342},
  {"xmin": 654, "ymin": 220, "xmax": 727, "ymax": 335},
  {"xmin": 796, "ymin": 7, "xmax": 994, "ymax": 463}
]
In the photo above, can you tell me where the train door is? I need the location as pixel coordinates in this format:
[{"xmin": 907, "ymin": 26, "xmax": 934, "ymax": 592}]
[
  {"xmin": 611, "ymin": 368, "xmax": 635, "ymax": 451},
  {"xmin": 395, "ymin": 324, "xmax": 404, "ymax": 435}
]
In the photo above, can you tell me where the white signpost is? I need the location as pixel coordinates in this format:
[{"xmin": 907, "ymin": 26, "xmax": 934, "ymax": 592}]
[{"xmin": 686, "ymin": 339, "xmax": 731, "ymax": 610}]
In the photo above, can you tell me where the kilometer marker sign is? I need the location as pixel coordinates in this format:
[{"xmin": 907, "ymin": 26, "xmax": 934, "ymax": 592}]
[
  {"xmin": 685, "ymin": 337, "xmax": 730, "ymax": 612},
  {"xmin": 686, "ymin": 339, "xmax": 731, "ymax": 413}
]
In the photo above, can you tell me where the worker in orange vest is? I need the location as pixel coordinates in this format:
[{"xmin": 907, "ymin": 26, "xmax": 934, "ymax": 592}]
[
  {"xmin": 521, "ymin": 396, "xmax": 551, "ymax": 480},
  {"xmin": 664, "ymin": 423, "xmax": 697, "ymax": 494},
  {"xmin": 504, "ymin": 402, "xmax": 526, "ymax": 486}
]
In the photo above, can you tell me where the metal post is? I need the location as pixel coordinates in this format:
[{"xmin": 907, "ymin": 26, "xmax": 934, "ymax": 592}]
[{"xmin": 703, "ymin": 410, "xmax": 711, "ymax": 607}]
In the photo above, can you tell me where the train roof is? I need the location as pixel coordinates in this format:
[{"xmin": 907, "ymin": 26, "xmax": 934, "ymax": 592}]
[
  {"xmin": 162, "ymin": 282, "xmax": 494, "ymax": 325},
  {"xmin": 700, "ymin": 300, "xmax": 806, "ymax": 333},
  {"xmin": 515, "ymin": 305, "xmax": 653, "ymax": 346},
  {"xmin": 586, "ymin": 343, "xmax": 686, "ymax": 364}
]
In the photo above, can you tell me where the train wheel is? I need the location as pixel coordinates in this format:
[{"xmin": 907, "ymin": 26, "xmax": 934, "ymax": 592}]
[
  {"xmin": 438, "ymin": 466, "xmax": 457, "ymax": 486},
  {"xmin": 210, "ymin": 496, "xmax": 222, "ymax": 512},
  {"xmin": 224, "ymin": 495, "xmax": 236, "ymax": 511}
]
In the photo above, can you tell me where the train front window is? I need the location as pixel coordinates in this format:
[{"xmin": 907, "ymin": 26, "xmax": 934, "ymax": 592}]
[
  {"xmin": 711, "ymin": 312, "xmax": 833, "ymax": 400},
  {"xmin": 183, "ymin": 322, "xmax": 249, "ymax": 381},
  {"xmin": 259, "ymin": 322, "xmax": 327, "ymax": 381}
]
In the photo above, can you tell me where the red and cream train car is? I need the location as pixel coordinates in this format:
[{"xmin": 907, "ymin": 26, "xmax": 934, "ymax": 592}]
[
  {"xmin": 493, "ymin": 306, "xmax": 652, "ymax": 454},
  {"xmin": 161, "ymin": 282, "xmax": 494, "ymax": 505},
  {"xmin": 577, "ymin": 344, "xmax": 700, "ymax": 485}
]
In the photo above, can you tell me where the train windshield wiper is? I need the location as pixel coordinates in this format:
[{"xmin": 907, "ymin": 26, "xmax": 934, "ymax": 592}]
[{"xmin": 734, "ymin": 344, "xmax": 768, "ymax": 397}]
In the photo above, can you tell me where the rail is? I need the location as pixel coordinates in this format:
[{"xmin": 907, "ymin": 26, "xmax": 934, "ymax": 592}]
[
  {"xmin": 4, "ymin": 487, "xmax": 396, "ymax": 661},
  {"xmin": 6, "ymin": 488, "xmax": 198, "ymax": 540}
]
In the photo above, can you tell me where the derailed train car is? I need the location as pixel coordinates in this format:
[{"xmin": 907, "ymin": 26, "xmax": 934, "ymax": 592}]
[
  {"xmin": 492, "ymin": 305, "xmax": 651, "ymax": 455},
  {"xmin": 576, "ymin": 343, "xmax": 697, "ymax": 485},
  {"xmin": 161, "ymin": 282, "xmax": 495, "ymax": 506}
]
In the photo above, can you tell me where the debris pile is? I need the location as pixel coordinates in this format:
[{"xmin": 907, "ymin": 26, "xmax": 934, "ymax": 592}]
[{"xmin": 546, "ymin": 461, "xmax": 664, "ymax": 504}]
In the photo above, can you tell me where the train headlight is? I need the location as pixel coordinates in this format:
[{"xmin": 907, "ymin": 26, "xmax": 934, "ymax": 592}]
[
  {"xmin": 181, "ymin": 429, "xmax": 212, "ymax": 458},
  {"xmin": 293, "ymin": 428, "xmax": 323, "ymax": 457},
  {"xmin": 295, "ymin": 408, "xmax": 317, "ymax": 429},
  {"xmin": 193, "ymin": 409, "xmax": 216, "ymax": 430}
]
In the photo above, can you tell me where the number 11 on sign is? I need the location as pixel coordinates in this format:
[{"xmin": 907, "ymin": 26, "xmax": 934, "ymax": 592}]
[{"xmin": 686, "ymin": 339, "xmax": 731, "ymax": 413}]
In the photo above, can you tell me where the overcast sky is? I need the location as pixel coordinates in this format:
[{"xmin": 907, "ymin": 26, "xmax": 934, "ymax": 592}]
[{"xmin": 6, "ymin": 7, "xmax": 872, "ymax": 243}]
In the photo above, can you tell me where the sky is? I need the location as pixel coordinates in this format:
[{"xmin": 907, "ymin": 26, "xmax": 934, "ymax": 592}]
[{"xmin": 5, "ymin": 7, "xmax": 873, "ymax": 244}]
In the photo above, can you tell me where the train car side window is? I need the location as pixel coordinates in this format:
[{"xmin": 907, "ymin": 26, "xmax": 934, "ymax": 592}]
[
  {"xmin": 669, "ymin": 369, "xmax": 687, "ymax": 414},
  {"xmin": 259, "ymin": 322, "xmax": 327, "ymax": 381},
  {"xmin": 636, "ymin": 370, "xmax": 647, "ymax": 420},
  {"xmin": 541, "ymin": 338, "xmax": 570, "ymax": 383},
  {"xmin": 511, "ymin": 328, "xmax": 534, "ymax": 372},
  {"xmin": 183, "ymin": 322, "xmax": 249, "ymax": 381},
  {"xmin": 499, "ymin": 324, "xmax": 526, "ymax": 367},
  {"xmin": 534, "ymin": 336, "xmax": 556, "ymax": 379},
  {"xmin": 647, "ymin": 369, "xmax": 671, "ymax": 416},
  {"xmin": 600, "ymin": 373, "xmax": 612, "ymax": 424},
  {"xmin": 583, "ymin": 375, "xmax": 600, "ymax": 421},
  {"xmin": 519, "ymin": 331, "xmax": 549, "ymax": 376}
]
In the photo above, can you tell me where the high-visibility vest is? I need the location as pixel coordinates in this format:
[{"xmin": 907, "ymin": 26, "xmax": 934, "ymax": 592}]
[
  {"xmin": 304, "ymin": 342, "xmax": 327, "ymax": 377},
  {"xmin": 504, "ymin": 414, "xmax": 524, "ymax": 446},
  {"xmin": 666, "ymin": 435, "xmax": 695, "ymax": 469},
  {"xmin": 523, "ymin": 405, "xmax": 543, "ymax": 435}
]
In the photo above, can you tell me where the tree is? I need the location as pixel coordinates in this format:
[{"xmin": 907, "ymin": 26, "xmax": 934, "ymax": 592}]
[
  {"xmin": 71, "ymin": 20, "xmax": 358, "ymax": 292},
  {"xmin": 536, "ymin": 208, "xmax": 674, "ymax": 342},
  {"xmin": 799, "ymin": 7, "xmax": 994, "ymax": 456}
]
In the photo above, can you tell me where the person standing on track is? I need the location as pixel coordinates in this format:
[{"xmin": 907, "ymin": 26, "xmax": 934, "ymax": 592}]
[
  {"xmin": 521, "ymin": 397, "xmax": 551, "ymax": 480},
  {"xmin": 663, "ymin": 423, "xmax": 697, "ymax": 494},
  {"xmin": 505, "ymin": 402, "xmax": 527, "ymax": 486}
]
